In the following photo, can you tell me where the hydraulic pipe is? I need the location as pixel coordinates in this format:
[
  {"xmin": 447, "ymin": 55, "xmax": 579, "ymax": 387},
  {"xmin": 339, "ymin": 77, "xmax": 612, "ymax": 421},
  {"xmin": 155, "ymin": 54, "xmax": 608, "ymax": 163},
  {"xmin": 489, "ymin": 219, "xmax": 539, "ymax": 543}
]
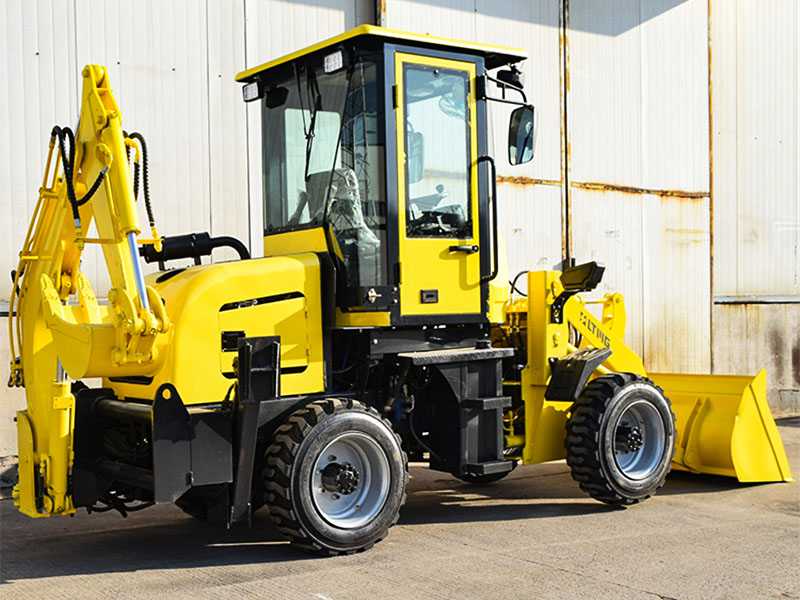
[
  {"xmin": 96, "ymin": 458, "xmax": 154, "ymax": 489},
  {"xmin": 94, "ymin": 397, "xmax": 152, "ymax": 424}
]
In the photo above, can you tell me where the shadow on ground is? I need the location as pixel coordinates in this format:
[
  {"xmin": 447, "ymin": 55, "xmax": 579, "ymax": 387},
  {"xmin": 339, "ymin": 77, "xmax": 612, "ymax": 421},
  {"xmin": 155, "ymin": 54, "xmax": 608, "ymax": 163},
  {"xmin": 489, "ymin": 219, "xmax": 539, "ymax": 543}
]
[
  {"xmin": 0, "ymin": 461, "xmax": 762, "ymax": 583},
  {"xmin": 0, "ymin": 509, "xmax": 311, "ymax": 583},
  {"xmin": 3, "ymin": 421, "xmax": 795, "ymax": 583}
]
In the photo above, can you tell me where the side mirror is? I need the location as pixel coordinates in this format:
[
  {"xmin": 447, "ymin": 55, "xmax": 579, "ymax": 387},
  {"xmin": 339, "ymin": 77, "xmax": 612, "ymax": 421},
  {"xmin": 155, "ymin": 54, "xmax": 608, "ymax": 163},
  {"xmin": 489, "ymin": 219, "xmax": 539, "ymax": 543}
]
[
  {"xmin": 508, "ymin": 105, "xmax": 536, "ymax": 165},
  {"xmin": 407, "ymin": 130, "xmax": 425, "ymax": 184}
]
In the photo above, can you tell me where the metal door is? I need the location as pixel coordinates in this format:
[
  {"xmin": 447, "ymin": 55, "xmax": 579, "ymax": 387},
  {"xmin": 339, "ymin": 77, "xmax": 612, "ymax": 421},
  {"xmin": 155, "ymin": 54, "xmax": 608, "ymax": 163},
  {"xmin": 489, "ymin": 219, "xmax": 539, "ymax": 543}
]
[{"xmin": 394, "ymin": 52, "xmax": 481, "ymax": 317}]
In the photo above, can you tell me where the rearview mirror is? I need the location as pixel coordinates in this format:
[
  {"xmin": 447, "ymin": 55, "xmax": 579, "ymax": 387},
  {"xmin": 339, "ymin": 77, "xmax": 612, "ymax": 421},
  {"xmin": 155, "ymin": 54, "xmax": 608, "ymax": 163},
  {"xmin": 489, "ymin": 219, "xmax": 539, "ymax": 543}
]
[{"xmin": 508, "ymin": 105, "xmax": 535, "ymax": 165}]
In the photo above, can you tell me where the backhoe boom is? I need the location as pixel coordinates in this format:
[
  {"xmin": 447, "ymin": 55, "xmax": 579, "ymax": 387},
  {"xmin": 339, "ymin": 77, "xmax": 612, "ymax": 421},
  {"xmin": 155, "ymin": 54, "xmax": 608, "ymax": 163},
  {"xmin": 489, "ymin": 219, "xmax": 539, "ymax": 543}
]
[{"xmin": 9, "ymin": 65, "xmax": 169, "ymax": 516}]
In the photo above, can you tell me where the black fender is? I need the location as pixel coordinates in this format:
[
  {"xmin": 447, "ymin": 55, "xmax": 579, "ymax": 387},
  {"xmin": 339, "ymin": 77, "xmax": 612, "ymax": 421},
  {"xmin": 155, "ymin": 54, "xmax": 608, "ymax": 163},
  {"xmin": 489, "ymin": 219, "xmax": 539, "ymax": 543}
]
[{"xmin": 545, "ymin": 347, "xmax": 613, "ymax": 402}]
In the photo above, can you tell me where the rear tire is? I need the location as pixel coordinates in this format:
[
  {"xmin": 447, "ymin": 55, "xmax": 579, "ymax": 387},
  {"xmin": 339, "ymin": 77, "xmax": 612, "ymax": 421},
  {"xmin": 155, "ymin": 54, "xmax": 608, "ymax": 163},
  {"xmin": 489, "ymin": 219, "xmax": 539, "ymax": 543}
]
[
  {"xmin": 263, "ymin": 399, "xmax": 407, "ymax": 555},
  {"xmin": 565, "ymin": 373, "xmax": 675, "ymax": 506}
]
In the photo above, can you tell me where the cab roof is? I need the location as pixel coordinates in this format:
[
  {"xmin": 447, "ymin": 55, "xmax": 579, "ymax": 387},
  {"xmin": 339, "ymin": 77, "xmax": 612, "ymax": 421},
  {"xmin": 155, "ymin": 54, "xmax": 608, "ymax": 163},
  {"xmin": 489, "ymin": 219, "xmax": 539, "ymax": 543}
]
[{"xmin": 235, "ymin": 25, "xmax": 528, "ymax": 83}]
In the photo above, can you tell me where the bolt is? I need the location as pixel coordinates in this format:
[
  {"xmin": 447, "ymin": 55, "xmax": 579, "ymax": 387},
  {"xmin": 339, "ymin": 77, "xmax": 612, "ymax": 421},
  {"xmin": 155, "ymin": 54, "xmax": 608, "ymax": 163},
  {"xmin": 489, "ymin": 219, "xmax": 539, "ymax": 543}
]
[
  {"xmin": 332, "ymin": 494, "xmax": 340, "ymax": 500},
  {"xmin": 328, "ymin": 455, "xmax": 336, "ymax": 462},
  {"xmin": 355, "ymin": 504, "xmax": 361, "ymax": 511}
]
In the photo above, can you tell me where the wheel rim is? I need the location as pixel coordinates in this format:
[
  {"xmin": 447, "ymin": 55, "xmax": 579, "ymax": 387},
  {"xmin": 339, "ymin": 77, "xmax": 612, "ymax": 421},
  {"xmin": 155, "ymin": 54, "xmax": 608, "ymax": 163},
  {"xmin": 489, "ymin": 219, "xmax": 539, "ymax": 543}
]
[
  {"xmin": 613, "ymin": 399, "xmax": 666, "ymax": 480},
  {"xmin": 311, "ymin": 432, "xmax": 390, "ymax": 529}
]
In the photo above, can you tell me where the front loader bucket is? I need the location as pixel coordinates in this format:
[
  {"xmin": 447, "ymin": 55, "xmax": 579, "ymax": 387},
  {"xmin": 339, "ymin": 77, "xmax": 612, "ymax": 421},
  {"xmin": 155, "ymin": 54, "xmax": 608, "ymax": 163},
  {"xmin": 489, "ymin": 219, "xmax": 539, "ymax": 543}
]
[{"xmin": 650, "ymin": 370, "xmax": 792, "ymax": 482}]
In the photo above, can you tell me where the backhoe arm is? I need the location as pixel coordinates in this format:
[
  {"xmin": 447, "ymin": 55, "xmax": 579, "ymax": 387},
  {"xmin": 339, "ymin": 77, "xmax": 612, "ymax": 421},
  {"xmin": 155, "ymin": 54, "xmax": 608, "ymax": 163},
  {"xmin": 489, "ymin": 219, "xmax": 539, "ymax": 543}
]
[{"xmin": 9, "ymin": 65, "xmax": 169, "ymax": 517}]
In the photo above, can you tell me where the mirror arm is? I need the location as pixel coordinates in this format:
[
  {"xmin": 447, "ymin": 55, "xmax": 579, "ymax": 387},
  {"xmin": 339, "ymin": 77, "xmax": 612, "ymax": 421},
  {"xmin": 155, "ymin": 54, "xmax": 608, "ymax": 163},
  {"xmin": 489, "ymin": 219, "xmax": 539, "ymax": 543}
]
[
  {"xmin": 480, "ymin": 74, "xmax": 528, "ymax": 105},
  {"xmin": 478, "ymin": 155, "xmax": 499, "ymax": 284}
]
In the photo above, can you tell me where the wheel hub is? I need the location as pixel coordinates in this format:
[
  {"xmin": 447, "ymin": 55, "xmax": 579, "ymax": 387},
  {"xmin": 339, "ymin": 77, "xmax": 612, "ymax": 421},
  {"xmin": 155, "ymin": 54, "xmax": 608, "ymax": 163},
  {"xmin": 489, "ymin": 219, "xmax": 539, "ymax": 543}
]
[
  {"xmin": 321, "ymin": 462, "xmax": 360, "ymax": 495},
  {"xmin": 615, "ymin": 425, "xmax": 643, "ymax": 453}
]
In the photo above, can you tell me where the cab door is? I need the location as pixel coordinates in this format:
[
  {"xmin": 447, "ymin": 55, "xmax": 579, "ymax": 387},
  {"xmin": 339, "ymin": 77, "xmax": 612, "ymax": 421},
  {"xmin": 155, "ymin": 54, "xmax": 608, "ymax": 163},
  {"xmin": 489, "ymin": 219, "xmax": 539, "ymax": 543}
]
[{"xmin": 394, "ymin": 53, "xmax": 481, "ymax": 317}]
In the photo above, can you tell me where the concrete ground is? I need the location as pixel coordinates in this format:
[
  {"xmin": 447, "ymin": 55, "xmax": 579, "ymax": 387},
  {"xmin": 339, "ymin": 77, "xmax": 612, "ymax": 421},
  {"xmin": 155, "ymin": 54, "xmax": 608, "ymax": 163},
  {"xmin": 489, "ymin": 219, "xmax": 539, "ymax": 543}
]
[{"xmin": 1, "ymin": 419, "xmax": 798, "ymax": 600}]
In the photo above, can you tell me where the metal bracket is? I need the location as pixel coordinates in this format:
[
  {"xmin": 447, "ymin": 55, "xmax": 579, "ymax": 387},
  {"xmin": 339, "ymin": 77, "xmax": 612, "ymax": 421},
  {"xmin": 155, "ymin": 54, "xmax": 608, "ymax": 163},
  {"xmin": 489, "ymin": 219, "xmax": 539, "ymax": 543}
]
[
  {"xmin": 229, "ymin": 336, "xmax": 280, "ymax": 527},
  {"xmin": 545, "ymin": 347, "xmax": 613, "ymax": 402}
]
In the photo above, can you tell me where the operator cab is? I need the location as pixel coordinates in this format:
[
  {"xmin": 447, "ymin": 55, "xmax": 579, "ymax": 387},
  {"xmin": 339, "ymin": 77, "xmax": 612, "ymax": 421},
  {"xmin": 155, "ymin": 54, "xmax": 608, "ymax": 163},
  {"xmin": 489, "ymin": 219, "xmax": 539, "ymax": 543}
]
[{"xmin": 236, "ymin": 26, "xmax": 535, "ymax": 328}]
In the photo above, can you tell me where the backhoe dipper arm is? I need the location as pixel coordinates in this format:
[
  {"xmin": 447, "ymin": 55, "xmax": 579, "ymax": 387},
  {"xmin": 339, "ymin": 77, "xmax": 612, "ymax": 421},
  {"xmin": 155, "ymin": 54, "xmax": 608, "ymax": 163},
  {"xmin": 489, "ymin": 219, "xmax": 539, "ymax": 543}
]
[{"xmin": 9, "ymin": 65, "xmax": 169, "ymax": 517}]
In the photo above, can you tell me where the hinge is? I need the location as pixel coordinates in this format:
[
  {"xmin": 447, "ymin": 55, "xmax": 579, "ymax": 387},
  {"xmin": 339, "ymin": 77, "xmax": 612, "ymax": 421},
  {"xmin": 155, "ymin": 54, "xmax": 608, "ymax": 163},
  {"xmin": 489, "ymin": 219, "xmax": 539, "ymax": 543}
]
[
  {"xmin": 475, "ymin": 75, "xmax": 487, "ymax": 101},
  {"xmin": 392, "ymin": 85, "xmax": 398, "ymax": 109}
]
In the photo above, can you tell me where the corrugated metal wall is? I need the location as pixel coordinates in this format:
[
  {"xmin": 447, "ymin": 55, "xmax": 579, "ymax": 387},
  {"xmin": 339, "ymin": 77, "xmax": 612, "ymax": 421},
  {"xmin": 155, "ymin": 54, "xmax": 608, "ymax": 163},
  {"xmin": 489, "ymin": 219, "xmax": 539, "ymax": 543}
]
[
  {"xmin": 0, "ymin": 0, "xmax": 374, "ymax": 455},
  {"xmin": 710, "ymin": 0, "xmax": 800, "ymax": 410},
  {"xmin": 382, "ymin": 0, "xmax": 714, "ymax": 372},
  {"xmin": 379, "ymin": 0, "xmax": 797, "ymax": 405},
  {"xmin": 0, "ymin": 0, "xmax": 373, "ymax": 299},
  {"xmin": 0, "ymin": 0, "xmax": 797, "ymax": 442},
  {"xmin": 380, "ymin": 0, "xmax": 566, "ymax": 280}
]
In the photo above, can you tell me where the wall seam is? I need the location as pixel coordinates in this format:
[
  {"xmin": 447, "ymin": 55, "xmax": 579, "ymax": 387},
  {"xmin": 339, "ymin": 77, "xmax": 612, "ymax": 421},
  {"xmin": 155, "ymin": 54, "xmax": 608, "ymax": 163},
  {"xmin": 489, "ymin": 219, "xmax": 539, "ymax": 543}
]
[
  {"xmin": 243, "ymin": 0, "xmax": 252, "ymax": 252},
  {"xmin": 708, "ymin": 0, "xmax": 714, "ymax": 373},
  {"xmin": 560, "ymin": 0, "xmax": 571, "ymax": 268},
  {"xmin": 204, "ymin": 0, "xmax": 213, "ymax": 239}
]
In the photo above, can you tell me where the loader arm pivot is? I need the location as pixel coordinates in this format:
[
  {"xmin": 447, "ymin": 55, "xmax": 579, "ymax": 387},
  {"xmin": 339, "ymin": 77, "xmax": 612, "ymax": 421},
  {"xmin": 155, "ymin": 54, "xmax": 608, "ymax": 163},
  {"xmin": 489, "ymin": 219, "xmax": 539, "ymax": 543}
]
[{"xmin": 8, "ymin": 65, "xmax": 170, "ymax": 517}]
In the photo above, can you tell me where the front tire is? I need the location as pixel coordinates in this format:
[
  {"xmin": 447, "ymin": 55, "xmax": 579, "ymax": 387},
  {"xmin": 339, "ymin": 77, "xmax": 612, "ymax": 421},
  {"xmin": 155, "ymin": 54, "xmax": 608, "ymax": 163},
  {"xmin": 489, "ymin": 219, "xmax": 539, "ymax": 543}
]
[
  {"xmin": 263, "ymin": 399, "xmax": 407, "ymax": 555},
  {"xmin": 565, "ymin": 373, "xmax": 675, "ymax": 506}
]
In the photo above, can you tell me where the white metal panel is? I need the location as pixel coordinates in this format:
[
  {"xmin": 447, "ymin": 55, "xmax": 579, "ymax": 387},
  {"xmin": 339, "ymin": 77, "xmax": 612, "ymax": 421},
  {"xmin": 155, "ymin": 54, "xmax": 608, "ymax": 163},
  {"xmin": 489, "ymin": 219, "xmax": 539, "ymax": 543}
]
[
  {"xmin": 570, "ymin": 188, "xmax": 645, "ymax": 356},
  {"xmin": 735, "ymin": 1, "xmax": 798, "ymax": 296},
  {"xmin": 1, "ymin": 0, "xmax": 78, "ymax": 301},
  {"xmin": 568, "ymin": 0, "xmax": 709, "ymax": 192},
  {"xmin": 642, "ymin": 195, "xmax": 711, "ymax": 373},
  {"xmin": 380, "ymin": 0, "xmax": 563, "ymax": 183},
  {"xmin": 713, "ymin": 0, "xmax": 799, "ymax": 297},
  {"xmin": 572, "ymin": 189, "xmax": 712, "ymax": 372},
  {"xmin": 497, "ymin": 183, "xmax": 563, "ymax": 286},
  {"xmin": 207, "ymin": 1, "xmax": 250, "ymax": 262},
  {"xmin": 70, "ymin": 0, "xmax": 214, "ymax": 285},
  {"xmin": 381, "ymin": 0, "xmax": 565, "ymax": 276},
  {"xmin": 710, "ymin": 0, "xmax": 738, "ymax": 295},
  {"xmin": 243, "ymin": 0, "xmax": 373, "ymax": 256}
]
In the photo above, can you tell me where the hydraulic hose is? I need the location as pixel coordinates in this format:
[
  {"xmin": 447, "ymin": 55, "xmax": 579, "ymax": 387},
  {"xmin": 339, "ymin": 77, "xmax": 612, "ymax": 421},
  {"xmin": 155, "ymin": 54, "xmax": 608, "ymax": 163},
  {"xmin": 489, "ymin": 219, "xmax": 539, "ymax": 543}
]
[
  {"xmin": 127, "ymin": 132, "xmax": 156, "ymax": 231},
  {"xmin": 139, "ymin": 232, "xmax": 251, "ymax": 264},
  {"xmin": 50, "ymin": 126, "xmax": 108, "ymax": 225}
]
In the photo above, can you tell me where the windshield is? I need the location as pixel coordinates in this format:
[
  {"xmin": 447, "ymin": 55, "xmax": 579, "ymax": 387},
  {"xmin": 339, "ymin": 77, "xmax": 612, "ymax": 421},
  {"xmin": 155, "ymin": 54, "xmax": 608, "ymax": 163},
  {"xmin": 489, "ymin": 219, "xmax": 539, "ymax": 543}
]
[{"xmin": 262, "ymin": 56, "xmax": 387, "ymax": 289}]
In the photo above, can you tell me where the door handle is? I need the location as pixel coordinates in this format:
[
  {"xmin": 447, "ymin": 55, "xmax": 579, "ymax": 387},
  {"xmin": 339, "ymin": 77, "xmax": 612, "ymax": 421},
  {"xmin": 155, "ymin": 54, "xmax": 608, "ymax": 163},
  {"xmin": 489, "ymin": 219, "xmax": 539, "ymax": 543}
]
[{"xmin": 449, "ymin": 244, "xmax": 479, "ymax": 254}]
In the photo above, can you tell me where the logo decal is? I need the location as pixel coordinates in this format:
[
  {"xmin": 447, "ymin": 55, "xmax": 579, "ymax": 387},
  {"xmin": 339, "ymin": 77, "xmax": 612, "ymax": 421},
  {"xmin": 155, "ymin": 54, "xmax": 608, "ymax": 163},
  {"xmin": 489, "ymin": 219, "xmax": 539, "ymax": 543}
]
[{"xmin": 579, "ymin": 310, "xmax": 611, "ymax": 349}]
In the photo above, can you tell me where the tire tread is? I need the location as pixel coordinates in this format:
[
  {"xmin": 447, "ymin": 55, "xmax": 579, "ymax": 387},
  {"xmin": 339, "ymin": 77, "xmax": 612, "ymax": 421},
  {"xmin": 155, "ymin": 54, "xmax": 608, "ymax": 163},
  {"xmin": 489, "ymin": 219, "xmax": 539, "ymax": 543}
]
[
  {"xmin": 564, "ymin": 373, "xmax": 676, "ymax": 506},
  {"xmin": 262, "ymin": 398, "xmax": 408, "ymax": 555}
]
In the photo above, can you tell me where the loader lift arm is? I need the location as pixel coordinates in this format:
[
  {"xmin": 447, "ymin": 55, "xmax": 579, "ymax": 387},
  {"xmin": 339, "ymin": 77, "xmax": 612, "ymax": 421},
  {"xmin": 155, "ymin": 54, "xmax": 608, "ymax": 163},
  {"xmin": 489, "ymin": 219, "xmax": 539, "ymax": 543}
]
[
  {"xmin": 503, "ymin": 265, "xmax": 792, "ymax": 484},
  {"xmin": 8, "ymin": 65, "xmax": 171, "ymax": 517}
]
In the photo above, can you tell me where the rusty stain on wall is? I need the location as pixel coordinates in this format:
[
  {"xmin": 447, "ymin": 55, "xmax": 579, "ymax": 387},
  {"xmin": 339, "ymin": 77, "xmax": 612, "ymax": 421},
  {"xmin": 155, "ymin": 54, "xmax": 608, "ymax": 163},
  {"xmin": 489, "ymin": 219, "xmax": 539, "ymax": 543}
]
[
  {"xmin": 571, "ymin": 180, "xmax": 710, "ymax": 199},
  {"xmin": 708, "ymin": 0, "xmax": 716, "ymax": 372},
  {"xmin": 496, "ymin": 175, "xmax": 561, "ymax": 187},
  {"xmin": 560, "ymin": 0, "xmax": 571, "ymax": 266},
  {"xmin": 378, "ymin": 0, "xmax": 387, "ymax": 27}
]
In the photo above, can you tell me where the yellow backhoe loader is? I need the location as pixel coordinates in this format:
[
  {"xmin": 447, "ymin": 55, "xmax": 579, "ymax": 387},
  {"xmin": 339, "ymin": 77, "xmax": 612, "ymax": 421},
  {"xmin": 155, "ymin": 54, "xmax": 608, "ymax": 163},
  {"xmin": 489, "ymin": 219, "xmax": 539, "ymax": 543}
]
[{"xmin": 8, "ymin": 26, "xmax": 792, "ymax": 555}]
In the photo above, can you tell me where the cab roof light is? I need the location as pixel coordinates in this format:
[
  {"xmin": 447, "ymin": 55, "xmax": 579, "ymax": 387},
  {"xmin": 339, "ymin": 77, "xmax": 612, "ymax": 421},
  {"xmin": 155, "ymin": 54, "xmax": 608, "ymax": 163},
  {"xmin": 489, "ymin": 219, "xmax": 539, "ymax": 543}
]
[
  {"xmin": 242, "ymin": 81, "xmax": 263, "ymax": 103},
  {"xmin": 324, "ymin": 49, "xmax": 345, "ymax": 74}
]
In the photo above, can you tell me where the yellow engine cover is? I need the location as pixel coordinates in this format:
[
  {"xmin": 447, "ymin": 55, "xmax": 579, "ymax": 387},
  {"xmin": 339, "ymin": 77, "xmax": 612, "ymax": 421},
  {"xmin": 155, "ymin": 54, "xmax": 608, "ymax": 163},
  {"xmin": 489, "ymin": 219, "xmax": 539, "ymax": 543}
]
[{"xmin": 107, "ymin": 253, "xmax": 325, "ymax": 404}]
